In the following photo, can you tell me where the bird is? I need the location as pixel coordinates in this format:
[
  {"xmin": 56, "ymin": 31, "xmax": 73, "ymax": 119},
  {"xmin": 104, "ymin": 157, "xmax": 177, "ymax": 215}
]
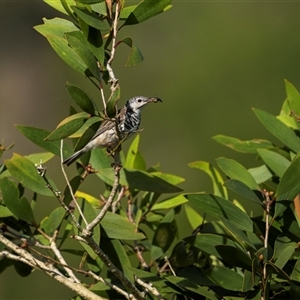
[{"xmin": 63, "ymin": 96, "xmax": 162, "ymax": 166}]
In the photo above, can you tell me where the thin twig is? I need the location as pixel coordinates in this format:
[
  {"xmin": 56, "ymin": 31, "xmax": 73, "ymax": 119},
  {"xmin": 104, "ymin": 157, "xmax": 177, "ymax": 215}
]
[
  {"xmin": 112, "ymin": 186, "xmax": 125, "ymax": 213},
  {"xmin": 85, "ymin": 162, "xmax": 121, "ymax": 235},
  {"xmin": 262, "ymin": 190, "xmax": 274, "ymax": 297},
  {"xmin": 81, "ymin": 235, "xmax": 145, "ymax": 300},
  {"xmin": 60, "ymin": 140, "xmax": 88, "ymax": 227},
  {"xmin": 36, "ymin": 162, "xmax": 83, "ymax": 232},
  {"xmin": 135, "ymin": 277, "xmax": 164, "ymax": 300},
  {"xmin": 50, "ymin": 230, "xmax": 80, "ymax": 283},
  {"xmin": 106, "ymin": 1, "xmax": 120, "ymax": 89}
]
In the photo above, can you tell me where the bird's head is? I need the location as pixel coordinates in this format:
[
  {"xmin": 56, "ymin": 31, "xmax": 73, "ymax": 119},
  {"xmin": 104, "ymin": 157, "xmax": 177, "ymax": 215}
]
[{"xmin": 126, "ymin": 96, "xmax": 162, "ymax": 112}]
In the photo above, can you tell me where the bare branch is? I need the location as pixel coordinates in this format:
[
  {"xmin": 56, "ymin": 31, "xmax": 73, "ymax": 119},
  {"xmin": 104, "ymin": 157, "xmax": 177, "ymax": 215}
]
[
  {"xmin": 60, "ymin": 140, "xmax": 88, "ymax": 227},
  {"xmin": 106, "ymin": 1, "xmax": 120, "ymax": 87},
  {"xmin": 36, "ymin": 162, "xmax": 83, "ymax": 232},
  {"xmin": 0, "ymin": 233, "xmax": 105, "ymax": 300},
  {"xmin": 85, "ymin": 162, "xmax": 121, "ymax": 235},
  {"xmin": 50, "ymin": 230, "xmax": 80, "ymax": 283},
  {"xmin": 135, "ymin": 277, "xmax": 164, "ymax": 300}
]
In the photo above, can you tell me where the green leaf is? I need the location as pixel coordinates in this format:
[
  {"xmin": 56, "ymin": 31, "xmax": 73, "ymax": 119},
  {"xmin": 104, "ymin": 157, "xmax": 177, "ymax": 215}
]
[
  {"xmin": 184, "ymin": 204, "xmax": 204, "ymax": 230},
  {"xmin": 189, "ymin": 160, "xmax": 227, "ymax": 198},
  {"xmin": 165, "ymin": 275, "xmax": 218, "ymax": 299},
  {"xmin": 25, "ymin": 152, "xmax": 55, "ymax": 164},
  {"xmin": 285, "ymin": 79, "xmax": 300, "ymax": 119},
  {"xmin": 125, "ymin": 134, "xmax": 142, "ymax": 169},
  {"xmin": 46, "ymin": 34, "xmax": 88, "ymax": 75},
  {"xmin": 253, "ymin": 108, "xmax": 300, "ymax": 153},
  {"xmin": 186, "ymin": 234, "xmax": 238, "ymax": 259},
  {"xmin": 151, "ymin": 194, "xmax": 188, "ymax": 211},
  {"xmin": 150, "ymin": 172, "xmax": 185, "ymax": 186},
  {"xmin": 106, "ymin": 85, "xmax": 121, "ymax": 118},
  {"xmin": 66, "ymin": 83, "xmax": 97, "ymax": 115},
  {"xmin": 248, "ymin": 165, "xmax": 272, "ymax": 184},
  {"xmin": 15, "ymin": 125, "xmax": 72, "ymax": 157},
  {"xmin": 76, "ymin": 191, "xmax": 101, "ymax": 207},
  {"xmin": 0, "ymin": 205, "xmax": 13, "ymax": 218},
  {"xmin": 205, "ymin": 266, "xmax": 244, "ymax": 291},
  {"xmin": 96, "ymin": 168, "xmax": 182, "ymax": 193},
  {"xmin": 5, "ymin": 153, "xmax": 56, "ymax": 197},
  {"xmin": 86, "ymin": 26, "xmax": 104, "ymax": 66},
  {"xmin": 74, "ymin": 119, "xmax": 101, "ymax": 151},
  {"xmin": 46, "ymin": 112, "xmax": 90, "ymax": 140},
  {"xmin": 63, "ymin": 176, "xmax": 82, "ymax": 206},
  {"xmin": 220, "ymin": 216, "xmax": 256, "ymax": 250},
  {"xmin": 76, "ymin": 0, "xmax": 105, "ymax": 4},
  {"xmin": 0, "ymin": 178, "xmax": 35, "ymax": 223},
  {"xmin": 101, "ymin": 211, "xmax": 145, "ymax": 240},
  {"xmin": 90, "ymin": 148, "xmax": 111, "ymax": 170},
  {"xmin": 186, "ymin": 193, "xmax": 253, "ymax": 232},
  {"xmin": 123, "ymin": 0, "xmax": 172, "ymax": 26},
  {"xmin": 257, "ymin": 148, "xmax": 290, "ymax": 178},
  {"xmin": 224, "ymin": 179, "xmax": 262, "ymax": 206},
  {"xmin": 65, "ymin": 31, "xmax": 100, "ymax": 80},
  {"xmin": 291, "ymin": 256, "xmax": 300, "ymax": 282},
  {"xmin": 120, "ymin": 5, "xmax": 137, "ymax": 19},
  {"xmin": 41, "ymin": 207, "xmax": 66, "ymax": 235},
  {"xmin": 120, "ymin": 37, "xmax": 143, "ymax": 66},
  {"xmin": 71, "ymin": 6, "xmax": 110, "ymax": 31},
  {"xmin": 273, "ymin": 235, "xmax": 297, "ymax": 269},
  {"xmin": 73, "ymin": 199, "xmax": 100, "ymax": 259},
  {"xmin": 276, "ymin": 153, "xmax": 300, "ymax": 200},
  {"xmin": 43, "ymin": 0, "xmax": 76, "ymax": 15},
  {"xmin": 216, "ymin": 157, "xmax": 260, "ymax": 190},
  {"xmin": 215, "ymin": 245, "xmax": 252, "ymax": 270},
  {"xmin": 213, "ymin": 135, "xmax": 273, "ymax": 153},
  {"xmin": 152, "ymin": 213, "xmax": 177, "ymax": 260},
  {"xmin": 34, "ymin": 17, "xmax": 79, "ymax": 38}
]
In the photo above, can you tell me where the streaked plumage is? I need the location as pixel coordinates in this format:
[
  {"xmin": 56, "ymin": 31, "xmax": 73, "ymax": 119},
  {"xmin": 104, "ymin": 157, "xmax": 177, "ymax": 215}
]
[{"xmin": 63, "ymin": 96, "xmax": 162, "ymax": 166}]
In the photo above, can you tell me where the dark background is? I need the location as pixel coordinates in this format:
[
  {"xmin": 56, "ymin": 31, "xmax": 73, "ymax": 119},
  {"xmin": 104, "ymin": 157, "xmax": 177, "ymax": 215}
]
[{"xmin": 1, "ymin": 1, "xmax": 300, "ymax": 298}]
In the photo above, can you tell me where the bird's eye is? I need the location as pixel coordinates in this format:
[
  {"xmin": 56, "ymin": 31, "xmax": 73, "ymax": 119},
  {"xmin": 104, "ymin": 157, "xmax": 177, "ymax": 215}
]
[{"xmin": 137, "ymin": 98, "xmax": 142, "ymax": 103}]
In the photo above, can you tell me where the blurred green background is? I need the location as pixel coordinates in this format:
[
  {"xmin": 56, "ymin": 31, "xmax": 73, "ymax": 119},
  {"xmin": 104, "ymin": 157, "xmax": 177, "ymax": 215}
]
[{"xmin": 2, "ymin": 1, "xmax": 300, "ymax": 299}]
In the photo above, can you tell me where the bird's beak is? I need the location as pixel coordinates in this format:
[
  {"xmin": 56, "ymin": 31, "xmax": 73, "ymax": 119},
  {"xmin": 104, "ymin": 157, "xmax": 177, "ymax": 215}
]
[{"xmin": 148, "ymin": 97, "xmax": 162, "ymax": 103}]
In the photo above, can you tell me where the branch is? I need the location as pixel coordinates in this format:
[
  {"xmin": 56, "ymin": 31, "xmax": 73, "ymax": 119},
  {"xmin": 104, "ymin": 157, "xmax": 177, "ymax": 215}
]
[
  {"xmin": 49, "ymin": 230, "xmax": 80, "ymax": 283},
  {"xmin": 60, "ymin": 140, "xmax": 88, "ymax": 227},
  {"xmin": 81, "ymin": 235, "xmax": 145, "ymax": 300},
  {"xmin": 135, "ymin": 277, "xmax": 164, "ymax": 300},
  {"xmin": 106, "ymin": 1, "xmax": 120, "ymax": 88},
  {"xmin": 36, "ymin": 162, "xmax": 83, "ymax": 232},
  {"xmin": 0, "ymin": 233, "xmax": 105, "ymax": 300},
  {"xmin": 85, "ymin": 162, "xmax": 121, "ymax": 234}
]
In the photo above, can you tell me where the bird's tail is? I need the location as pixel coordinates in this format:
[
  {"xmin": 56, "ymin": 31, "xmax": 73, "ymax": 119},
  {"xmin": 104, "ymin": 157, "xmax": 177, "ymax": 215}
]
[{"xmin": 63, "ymin": 149, "xmax": 84, "ymax": 166}]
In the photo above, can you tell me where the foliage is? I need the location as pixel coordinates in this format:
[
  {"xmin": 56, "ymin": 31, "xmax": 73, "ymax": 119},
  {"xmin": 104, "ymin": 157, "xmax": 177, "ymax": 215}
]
[{"xmin": 1, "ymin": 1, "xmax": 300, "ymax": 300}]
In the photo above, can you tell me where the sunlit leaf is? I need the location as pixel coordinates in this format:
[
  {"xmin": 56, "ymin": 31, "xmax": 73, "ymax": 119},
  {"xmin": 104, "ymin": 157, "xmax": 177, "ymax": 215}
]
[
  {"xmin": 123, "ymin": 0, "xmax": 172, "ymax": 26},
  {"xmin": 5, "ymin": 153, "xmax": 56, "ymax": 197},
  {"xmin": 213, "ymin": 135, "xmax": 273, "ymax": 153},
  {"xmin": 46, "ymin": 112, "xmax": 90, "ymax": 140},
  {"xmin": 15, "ymin": 125, "xmax": 73, "ymax": 157},
  {"xmin": 216, "ymin": 157, "xmax": 260, "ymax": 190},
  {"xmin": 46, "ymin": 34, "xmax": 88, "ymax": 75},
  {"xmin": 253, "ymin": 108, "xmax": 300, "ymax": 153},
  {"xmin": 186, "ymin": 193, "xmax": 253, "ymax": 231},
  {"xmin": 257, "ymin": 148, "xmax": 290, "ymax": 178},
  {"xmin": 101, "ymin": 212, "xmax": 145, "ymax": 240},
  {"xmin": 189, "ymin": 160, "xmax": 227, "ymax": 198}
]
